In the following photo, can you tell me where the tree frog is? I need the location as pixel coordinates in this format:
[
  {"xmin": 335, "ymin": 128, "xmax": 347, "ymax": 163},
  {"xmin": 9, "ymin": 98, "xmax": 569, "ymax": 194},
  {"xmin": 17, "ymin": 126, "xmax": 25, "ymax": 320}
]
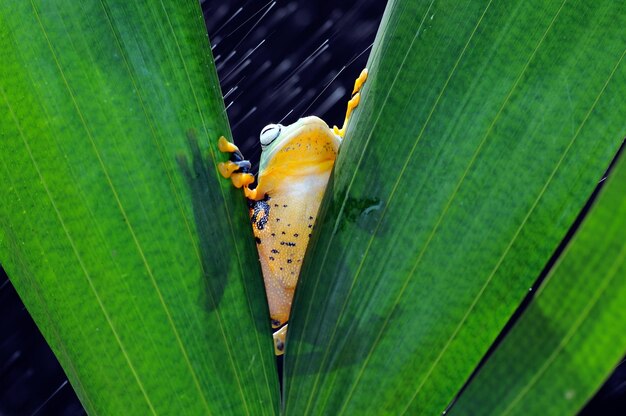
[{"xmin": 218, "ymin": 69, "xmax": 368, "ymax": 355}]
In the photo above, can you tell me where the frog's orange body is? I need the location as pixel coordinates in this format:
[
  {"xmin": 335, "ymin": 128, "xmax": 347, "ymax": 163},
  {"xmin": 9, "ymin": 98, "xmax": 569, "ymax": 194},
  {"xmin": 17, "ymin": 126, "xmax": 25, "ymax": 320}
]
[
  {"xmin": 218, "ymin": 69, "xmax": 367, "ymax": 355},
  {"xmin": 249, "ymin": 118, "xmax": 340, "ymax": 329}
]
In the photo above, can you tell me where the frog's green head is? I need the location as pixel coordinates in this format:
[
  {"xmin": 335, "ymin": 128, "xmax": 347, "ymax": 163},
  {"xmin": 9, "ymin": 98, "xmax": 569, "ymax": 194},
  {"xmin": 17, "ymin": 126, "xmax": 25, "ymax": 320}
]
[{"xmin": 258, "ymin": 116, "xmax": 340, "ymax": 174}]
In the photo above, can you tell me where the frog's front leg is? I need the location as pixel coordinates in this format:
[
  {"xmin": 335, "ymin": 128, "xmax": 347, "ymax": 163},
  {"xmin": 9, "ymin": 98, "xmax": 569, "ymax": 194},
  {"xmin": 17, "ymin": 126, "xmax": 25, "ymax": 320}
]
[
  {"xmin": 217, "ymin": 136, "xmax": 262, "ymax": 200},
  {"xmin": 333, "ymin": 68, "xmax": 368, "ymax": 138}
]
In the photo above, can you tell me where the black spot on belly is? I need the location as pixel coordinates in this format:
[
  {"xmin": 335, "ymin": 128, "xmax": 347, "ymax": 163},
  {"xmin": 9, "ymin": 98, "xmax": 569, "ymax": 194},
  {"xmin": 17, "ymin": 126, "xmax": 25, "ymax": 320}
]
[
  {"xmin": 255, "ymin": 237, "xmax": 261, "ymax": 244},
  {"xmin": 250, "ymin": 196, "xmax": 271, "ymax": 230}
]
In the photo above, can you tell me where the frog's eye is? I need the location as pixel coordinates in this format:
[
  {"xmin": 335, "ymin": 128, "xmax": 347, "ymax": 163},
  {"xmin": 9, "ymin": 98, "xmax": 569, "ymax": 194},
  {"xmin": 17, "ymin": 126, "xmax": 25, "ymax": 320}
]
[{"xmin": 260, "ymin": 124, "xmax": 281, "ymax": 147}]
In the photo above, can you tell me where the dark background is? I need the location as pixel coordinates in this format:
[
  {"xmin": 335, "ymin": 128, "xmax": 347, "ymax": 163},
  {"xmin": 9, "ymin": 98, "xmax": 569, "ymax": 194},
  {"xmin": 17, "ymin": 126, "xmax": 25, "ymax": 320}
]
[{"xmin": 1, "ymin": 1, "xmax": 624, "ymax": 414}]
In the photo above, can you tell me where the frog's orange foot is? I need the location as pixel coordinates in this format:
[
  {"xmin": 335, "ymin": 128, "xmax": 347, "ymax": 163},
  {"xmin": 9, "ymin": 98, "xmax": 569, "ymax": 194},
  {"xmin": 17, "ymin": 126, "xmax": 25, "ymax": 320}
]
[
  {"xmin": 217, "ymin": 136, "xmax": 255, "ymax": 191},
  {"xmin": 333, "ymin": 68, "xmax": 368, "ymax": 138},
  {"xmin": 218, "ymin": 137, "xmax": 250, "ymax": 171},
  {"xmin": 273, "ymin": 324, "xmax": 288, "ymax": 356},
  {"xmin": 333, "ymin": 92, "xmax": 361, "ymax": 137},
  {"xmin": 352, "ymin": 68, "xmax": 368, "ymax": 96}
]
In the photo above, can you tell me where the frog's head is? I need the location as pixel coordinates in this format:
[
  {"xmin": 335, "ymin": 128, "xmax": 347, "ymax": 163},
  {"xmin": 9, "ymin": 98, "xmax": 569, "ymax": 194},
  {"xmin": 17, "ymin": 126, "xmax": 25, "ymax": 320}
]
[{"xmin": 257, "ymin": 116, "xmax": 340, "ymax": 174}]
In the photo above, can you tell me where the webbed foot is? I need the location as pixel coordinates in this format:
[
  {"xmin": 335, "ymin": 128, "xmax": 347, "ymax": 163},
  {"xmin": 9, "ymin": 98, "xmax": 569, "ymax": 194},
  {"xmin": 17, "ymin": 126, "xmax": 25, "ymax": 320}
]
[{"xmin": 217, "ymin": 136, "xmax": 260, "ymax": 199}]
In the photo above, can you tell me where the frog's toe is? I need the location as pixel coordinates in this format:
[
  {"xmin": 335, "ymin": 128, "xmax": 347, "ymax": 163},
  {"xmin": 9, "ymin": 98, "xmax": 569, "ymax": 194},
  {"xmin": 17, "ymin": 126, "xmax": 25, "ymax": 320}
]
[
  {"xmin": 219, "ymin": 159, "xmax": 252, "ymax": 177},
  {"xmin": 333, "ymin": 92, "xmax": 359, "ymax": 137},
  {"xmin": 218, "ymin": 136, "xmax": 239, "ymax": 153},
  {"xmin": 231, "ymin": 172, "xmax": 255, "ymax": 188},
  {"xmin": 244, "ymin": 186, "xmax": 260, "ymax": 201},
  {"xmin": 348, "ymin": 92, "xmax": 361, "ymax": 111},
  {"xmin": 218, "ymin": 161, "xmax": 239, "ymax": 178},
  {"xmin": 352, "ymin": 68, "xmax": 368, "ymax": 95}
]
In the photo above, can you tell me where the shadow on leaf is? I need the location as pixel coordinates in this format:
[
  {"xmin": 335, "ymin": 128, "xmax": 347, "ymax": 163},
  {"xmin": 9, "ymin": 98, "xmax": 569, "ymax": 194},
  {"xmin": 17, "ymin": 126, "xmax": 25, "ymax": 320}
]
[{"xmin": 176, "ymin": 129, "xmax": 231, "ymax": 313}]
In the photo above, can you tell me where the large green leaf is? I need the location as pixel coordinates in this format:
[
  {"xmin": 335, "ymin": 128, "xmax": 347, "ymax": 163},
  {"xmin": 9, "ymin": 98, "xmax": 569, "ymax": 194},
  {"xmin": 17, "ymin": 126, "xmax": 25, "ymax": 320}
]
[
  {"xmin": 449, "ymin": 151, "xmax": 626, "ymax": 414},
  {"xmin": 0, "ymin": 1, "xmax": 278, "ymax": 414},
  {"xmin": 284, "ymin": 1, "xmax": 626, "ymax": 414}
]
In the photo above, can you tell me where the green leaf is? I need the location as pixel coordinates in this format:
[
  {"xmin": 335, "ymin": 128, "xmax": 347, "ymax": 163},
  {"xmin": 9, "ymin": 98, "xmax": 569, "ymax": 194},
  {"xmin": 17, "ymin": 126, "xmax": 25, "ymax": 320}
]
[
  {"xmin": 0, "ymin": 1, "xmax": 278, "ymax": 414},
  {"xmin": 284, "ymin": 1, "xmax": 626, "ymax": 414},
  {"xmin": 449, "ymin": 150, "xmax": 626, "ymax": 415}
]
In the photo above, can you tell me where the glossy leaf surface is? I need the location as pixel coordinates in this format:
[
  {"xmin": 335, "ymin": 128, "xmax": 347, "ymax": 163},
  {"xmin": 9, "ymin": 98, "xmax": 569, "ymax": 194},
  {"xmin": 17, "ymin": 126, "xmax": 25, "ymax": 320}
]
[
  {"xmin": 450, "ymin": 150, "xmax": 626, "ymax": 415},
  {"xmin": 284, "ymin": 1, "xmax": 626, "ymax": 414},
  {"xmin": 0, "ymin": 1, "xmax": 278, "ymax": 414}
]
